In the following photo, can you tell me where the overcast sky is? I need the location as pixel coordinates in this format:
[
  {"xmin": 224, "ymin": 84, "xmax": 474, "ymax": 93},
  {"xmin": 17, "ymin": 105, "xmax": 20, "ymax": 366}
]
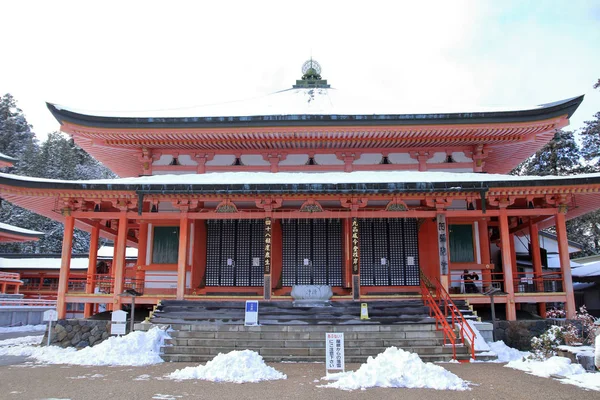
[{"xmin": 1, "ymin": 1, "xmax": 599, "ymax": 142}]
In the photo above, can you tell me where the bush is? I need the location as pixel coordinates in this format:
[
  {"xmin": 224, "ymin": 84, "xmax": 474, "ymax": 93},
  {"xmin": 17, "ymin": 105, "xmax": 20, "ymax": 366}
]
[
  {"xmin": 545, "ymin": 305, "xmax": 597, "ymax": 345},
  {"xmin": 530, "ymin": 325, "xmax": 564, "ymax": 360}
]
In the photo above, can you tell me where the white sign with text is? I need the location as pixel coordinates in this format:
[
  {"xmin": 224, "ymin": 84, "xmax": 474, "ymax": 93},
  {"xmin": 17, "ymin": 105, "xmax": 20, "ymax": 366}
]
[{"xmin": 325, "ymin": 332, "xmax": 345, "ymax": 372}]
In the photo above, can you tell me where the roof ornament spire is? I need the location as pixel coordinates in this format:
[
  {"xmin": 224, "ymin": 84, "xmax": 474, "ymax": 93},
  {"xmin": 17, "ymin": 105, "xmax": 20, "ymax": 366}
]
[{"xmin": 293, "ymin": 58, "xmax": 331, "ymax": 89}]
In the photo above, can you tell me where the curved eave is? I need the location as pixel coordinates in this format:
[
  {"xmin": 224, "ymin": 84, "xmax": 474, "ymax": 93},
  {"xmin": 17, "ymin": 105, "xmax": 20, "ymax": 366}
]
[
  {"xmin": 0, "ymin": 227, "xmax": 43, "ymax": 242},
  {"xmin": 3, "ymin": 172, "xmax": 600, "ymax": 195},
  {"xmin": 46, "ymin": 95, "xmax": 584, "ymax": 130},
  {"xmin": 0, "ymin": 152, "xmax": 17, "ymax": 167}
]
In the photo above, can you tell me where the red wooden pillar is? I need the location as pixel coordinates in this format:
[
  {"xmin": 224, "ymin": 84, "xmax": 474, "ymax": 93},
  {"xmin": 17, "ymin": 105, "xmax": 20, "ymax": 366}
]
[
  {"xmin": 529, "ymin": 221, "xmax": 546, "ymax": 317},
  {"xmin": 478, "ymin": 219, "xmax": 492, "ymax": 288},
  {"xmin": 191, "ymin": 221, "xmax": 207, "ymax": 290},
  {"xmin": 509, "ymin": 233, "xmax": 521, "ymax": 311},
  {"xmin": 84, "ymin": 223, "xmax": 100, "ymax": 318},
  {"xmin": 112, "ymin": 213, "xmax": 128, "ymax": 310},
  {"xmin": 555, "ymin": 212, "xmax": 576, "ymax": 318},
  {"xmin": 176, "ymin": 214, "xmax": 189, "ymax": 300},
  {"xmin": 57, "ymin": 216, "xmax": 75, "ymax": 319},
  {"xmin": 499, "ymin": 209, "xmax": 516, "ymax": 320},
  {"xmin": 135, "ymin": 222, "xmax": 149, "ymax": 287}
]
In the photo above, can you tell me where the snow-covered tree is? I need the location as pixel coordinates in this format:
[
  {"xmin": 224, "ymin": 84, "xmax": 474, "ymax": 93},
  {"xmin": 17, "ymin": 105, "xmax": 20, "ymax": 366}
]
[{"xmin": 0, "ymin": 94, "xmax": 115, "ymax": 254}]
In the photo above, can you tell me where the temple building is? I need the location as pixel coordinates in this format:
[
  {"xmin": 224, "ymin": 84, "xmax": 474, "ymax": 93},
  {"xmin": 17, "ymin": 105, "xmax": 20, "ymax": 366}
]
[{"xmin": 0, "ymin": 60, "xmax": 596, "ymax": 321}]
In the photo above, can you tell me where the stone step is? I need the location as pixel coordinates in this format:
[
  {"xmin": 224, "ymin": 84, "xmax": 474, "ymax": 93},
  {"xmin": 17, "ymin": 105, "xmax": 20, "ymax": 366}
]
[
  {"xmin": 162, "ymin": 345, "xmax": 469, "ymax": 357},
  {"xmin": 169, "ymin": 330, "xmax": 444, "ymax": 340},
  {"xmin": 165, "ymin": 337, "xmax": 446, "ymax": 348},
  {"xmin": 160, "ymin": 353, "xmax": 463, "ymax": 363},
  {"xmin": 166, "ymin": 323, "xmax": 438, "ymax": 332}
]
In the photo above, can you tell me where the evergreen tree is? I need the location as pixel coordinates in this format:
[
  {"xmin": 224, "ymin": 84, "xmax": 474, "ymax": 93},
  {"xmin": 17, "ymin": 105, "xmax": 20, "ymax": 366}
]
[
  {"xmin": 513, "ymin": 130, "xmax": 580, "ymax": 176},
  {"xmin": 0, "ymin": 94, "xmax": 115, "ymax": 254}
]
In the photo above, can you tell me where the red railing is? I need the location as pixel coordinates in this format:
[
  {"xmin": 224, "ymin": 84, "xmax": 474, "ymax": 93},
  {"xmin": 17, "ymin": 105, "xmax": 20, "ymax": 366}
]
[
  {"xmin": 419, "ymin": 278, "xmax": 459, "ymax": 360},
  {"xmin": 0, "ymin": 271, "xmax": 21, "ymax": 281},
  {"xmin": 0, "ymin": 298, "xmax": 57, "ymax": 307},
  {"xmin": 432, "ymin": 277, "xmax": 476, "ymax": 360}
]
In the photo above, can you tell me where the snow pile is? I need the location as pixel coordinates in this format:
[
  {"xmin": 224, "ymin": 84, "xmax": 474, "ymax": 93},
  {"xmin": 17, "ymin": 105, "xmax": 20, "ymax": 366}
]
[
  {"xmin": 0, "ymin": 335, "xmax": 43, "ymax": 347},
  {"xmin": 167, "ymin": 350, "xmax": 286, "ymax": 383},
  {"xmin": 464, "ymin": 320, "xmax": 490, "ymax": 352},
  {"xmin": 0, "ymin": 324, "xmax": 47, "ymax": 333},
  {"xmin": 0, "ymin": 327, "xmax": 168, "ymax": 366},
  {"xmin": 506, "ymin": 356, "xmax": 586, "ymax": 378},
  {"xmin": 483, "ymin": 341, "xmax": 531, "ymax": 363},
  {"xmin": 562, "ymin": 372, "xmax": 600, "ymax": 391},
  {"xmin": 320, "ymin": 347, "xmax": 470, "ymax": 391}
]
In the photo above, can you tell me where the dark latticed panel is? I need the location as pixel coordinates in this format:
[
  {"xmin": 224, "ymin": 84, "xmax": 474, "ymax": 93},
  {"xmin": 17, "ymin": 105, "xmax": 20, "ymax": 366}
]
[
  {"xmin": 359, "ymin": 218, "xmax": 420, "ymax": 286},
  {"xmin": 206, "ymin": 220, "xmax": 264, "ymax": 287},
  {"xmin": 282, "ymin": 219, "xmax": 343, "ymax": 286}
]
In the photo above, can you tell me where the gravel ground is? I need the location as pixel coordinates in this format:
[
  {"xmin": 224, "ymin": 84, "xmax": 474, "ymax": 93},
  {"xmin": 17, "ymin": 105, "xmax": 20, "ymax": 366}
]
[{"xmin": 0, "ymin": 361, "xmax": 597, "ymax": 400}]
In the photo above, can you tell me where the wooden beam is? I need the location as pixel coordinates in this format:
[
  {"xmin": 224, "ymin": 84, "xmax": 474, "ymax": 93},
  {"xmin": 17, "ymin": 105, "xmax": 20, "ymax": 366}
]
[
  {"xmin": 499, "ymin": 209, "xmax": 516, "ymax": 321},
  {"xmin": 176, "ymin": 214, "xmax": 189, "ymax": 300},
  {"xmin": 57, "ymin": 216, "xmax": 75, "ymax": 319},
  {"xmin": 84, "ymin": 223, "xmax": 100, "ymax": 318},
  {"xmin": 112, "ymin": 212, "xmax": 128, "ymax": 309},
  {"xmin": 529, "ymin": 221, "xmax": 546, "ymax": 317},
  {"xmin": 555, "ymin": 212, "xmax": 576, "ymax": 318}
]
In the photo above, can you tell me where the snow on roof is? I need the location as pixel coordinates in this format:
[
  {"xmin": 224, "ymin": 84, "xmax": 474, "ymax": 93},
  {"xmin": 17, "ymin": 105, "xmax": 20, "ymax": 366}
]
[
  {"xmin": 0, "ymin": 257, "xmax": 89, "ymax": 270},
  {"xmin": 4, "ymin": 170, "xmax": 600, "ymax": 187},
  {"xmin": 97, "ymin": 246, "xmax": 138, "ymax": 259},
  {"xmin": 571, "ymin": 261, "xmax": 600, "ymax": 278},
  {"xmin": 0, "ymin": 152, "xmax": 17, "ymax": 161},
  {"xmin": 51, "ymin": 87, "xmax": 570, "ymax": 119},
  {"xmin": 0, "ymin": 222, "xmax": 43, "ymax": 236}
]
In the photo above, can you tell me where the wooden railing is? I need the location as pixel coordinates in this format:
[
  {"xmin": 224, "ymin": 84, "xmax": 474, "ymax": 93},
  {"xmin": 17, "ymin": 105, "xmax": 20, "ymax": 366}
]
[
  {"xmin": 0, "ymin": 298, "xmax": 57, "ymax": 307},
  {"xmin": 0, "ymin": 271, "xmax": 21, "ymax": 281},
  {"xmin": 419, "ymin": 273, "xmax": 459, "ymax": 360}
]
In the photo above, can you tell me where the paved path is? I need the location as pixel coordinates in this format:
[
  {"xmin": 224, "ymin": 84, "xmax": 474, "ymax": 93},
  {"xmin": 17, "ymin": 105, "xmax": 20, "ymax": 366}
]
[{"xmin": 0, "ymin": 361, "xmax": 597, "ymax": 400}]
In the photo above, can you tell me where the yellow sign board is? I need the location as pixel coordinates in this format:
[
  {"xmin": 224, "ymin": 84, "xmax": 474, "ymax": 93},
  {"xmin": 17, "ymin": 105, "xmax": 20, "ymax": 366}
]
[{"xmin": 360, "ymin": 303, "xmax": 369, "ymax": 320}]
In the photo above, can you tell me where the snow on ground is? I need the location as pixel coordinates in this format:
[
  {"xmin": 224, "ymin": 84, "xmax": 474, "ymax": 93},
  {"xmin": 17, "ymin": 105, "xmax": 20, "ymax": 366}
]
[
  {"xmin": 475, "ymin": 340, "xmax": 531, "ymax": 363},
  {"xmin": 506, "ymin": 356, "xmax": 599, "ymax": 391},
  {"xmin": 0, "ymin": 335, "xmax": 43, "ymax": 347},
  {"xmin": 319, "ymin": 347, "xmax": 470, "ymax": 391},
  {"xmin": 0, "ymin": 327, "xmax": 168, "ymax": 366},
  {"xmin": 557, "ymin": 345, "xmax": 595, "ymax": 358},
  {"xmin": 0, "ymin": 324, "xmax": 46, "ymax": 333},
  {"xmin": 167, "ymin": 350, "xmax": 286, "ymax": 383}
]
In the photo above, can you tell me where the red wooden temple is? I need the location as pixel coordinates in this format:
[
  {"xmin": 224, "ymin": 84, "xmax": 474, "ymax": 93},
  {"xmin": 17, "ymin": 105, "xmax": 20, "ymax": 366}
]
[{"xmin": 0, "ymin": 60, "xmax": 597, "ymax": 321}]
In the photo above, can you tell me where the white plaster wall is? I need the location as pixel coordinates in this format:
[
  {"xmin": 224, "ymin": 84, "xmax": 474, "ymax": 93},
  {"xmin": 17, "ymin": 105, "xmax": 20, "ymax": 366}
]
[
  {"xmin": 178, "ymin": 155, "xmax": 198, "ymax": 166},
  {"xmin": 388, "ymin": 153, "xmax": 417, "ymax": 164},
  {"xmin": 452, "ymin": 152, "xmax": 472, "ymax": 162},
  {"xmin": 279, "ymin": 154, "xmax": 309, "ymax": 166},
  {"xmin": 354, "ymin": 153, "xmax": 382, "ymax": 165},
  {"xmin": 435, "ymin": 167, "xmax": 474, "ymax": 173},
  {"xmin": 206, "ymin": 155, "xmax": 236, "ymax": 166},
  {"xmin": 240, "ymin": 154, "xmax": 270, "ymax": 166},
  {"xmin": 314, "ymin": 154, "xmax": 344, "ymax": 165},
  {"xmin": 152, "ymin": 154, "xmax": 173, "ymax": 166},
  {"xmin": 428, "ymin": 152, "xmax": 448, "ymax": 163},
  {"xmin": 152, "ymin": 170, "xmax": 195, "ymax": 175},
  {"xmin": 145, "ymin": 271, "xmax": 191, "ymax": 289}
]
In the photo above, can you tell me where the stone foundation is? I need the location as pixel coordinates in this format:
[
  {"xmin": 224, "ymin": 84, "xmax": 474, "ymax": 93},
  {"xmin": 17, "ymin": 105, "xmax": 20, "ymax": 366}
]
[
  {"xmin": 41, "ymin": 319, "xmax": 127, "ymax": 348},
  {"xmin": 494, "ymin": 319, "xmax": 585, "ymax": 350}
]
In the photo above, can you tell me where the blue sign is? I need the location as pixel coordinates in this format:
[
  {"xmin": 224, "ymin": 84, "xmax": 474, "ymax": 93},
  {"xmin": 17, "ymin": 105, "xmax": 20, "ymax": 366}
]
[{"xmin": 245, "ymin": 300, "xmax": 259, "ymax": 326}]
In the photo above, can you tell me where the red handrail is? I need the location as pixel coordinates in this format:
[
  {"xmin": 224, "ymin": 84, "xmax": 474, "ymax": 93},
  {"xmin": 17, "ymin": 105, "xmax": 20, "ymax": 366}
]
[
  {"xmin": 419, "ymin": 279, "xmax": 457, "ymax": 360},
  {"xmin": 433, "ymin": 277, "xmax": 476, "ymax": 360}
]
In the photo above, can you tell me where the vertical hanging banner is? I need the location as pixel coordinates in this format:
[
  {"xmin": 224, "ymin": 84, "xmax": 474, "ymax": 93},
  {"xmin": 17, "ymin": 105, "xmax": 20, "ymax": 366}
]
[
  {"xmin": 351, "ymin": 218, "xmax": 359, "ymax": 274},
  {"xmin": 437, "ymin": 214, "xmax": 449, "ymax": 275},
  {"xmin": 325, "ymin": 332, "xmax": 345, "ymax": 373},
  {"xmin": 264, "ymin": 217, "xmax": 272, "ymax": 274}
]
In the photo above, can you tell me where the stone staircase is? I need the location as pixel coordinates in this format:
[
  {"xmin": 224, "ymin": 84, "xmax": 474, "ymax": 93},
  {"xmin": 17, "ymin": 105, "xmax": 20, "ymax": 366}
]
[{"xmin": 134, "ymin": 300, "xmax": 497, "ymax": 363}]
